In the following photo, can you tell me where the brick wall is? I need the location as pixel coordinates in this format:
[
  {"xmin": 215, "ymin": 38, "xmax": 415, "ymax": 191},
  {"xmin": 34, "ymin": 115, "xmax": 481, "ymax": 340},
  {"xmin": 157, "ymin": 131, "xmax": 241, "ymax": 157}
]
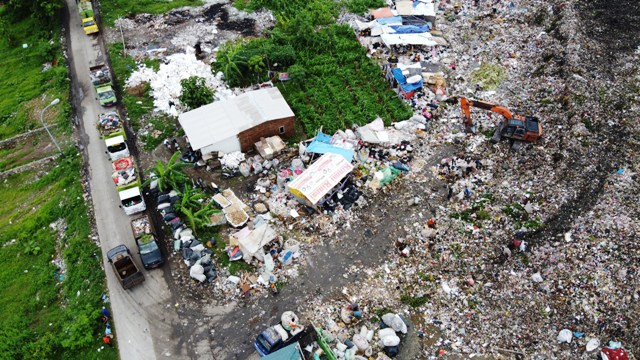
[{"xmin": 238, "ymin": 116, "xmax": 295, "ymax": 152}]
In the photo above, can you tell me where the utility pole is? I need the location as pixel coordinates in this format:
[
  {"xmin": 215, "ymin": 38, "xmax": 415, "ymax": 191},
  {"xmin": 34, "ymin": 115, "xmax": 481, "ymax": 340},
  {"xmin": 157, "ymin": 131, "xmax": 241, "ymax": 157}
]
[{"xmin": 40, "ymin": 98, "xmax": 62, "ymax": 155}]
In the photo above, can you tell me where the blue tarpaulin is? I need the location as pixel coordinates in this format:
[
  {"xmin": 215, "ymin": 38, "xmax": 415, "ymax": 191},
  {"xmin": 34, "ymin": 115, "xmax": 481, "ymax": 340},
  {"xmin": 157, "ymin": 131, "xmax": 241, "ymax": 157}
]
[
  {"xmin": 389, "ymin": 24, "xmax": 431, "ymax": 34},
  {"xmin": 306, "ymin": 131, "xmax": 354, "ymax": 162},
  {"xmin": 376, "ymin": 16, "xmax": 403, "ymax": 26},
  {"xmin": 390, "ymin": 68, "xmax": 423, "ymax": 93}
]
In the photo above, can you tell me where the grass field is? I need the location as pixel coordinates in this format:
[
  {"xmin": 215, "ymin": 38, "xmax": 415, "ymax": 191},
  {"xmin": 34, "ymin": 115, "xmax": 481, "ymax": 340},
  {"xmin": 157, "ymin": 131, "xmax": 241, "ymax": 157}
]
[
  {"xmin": 0, "ymin": 153, "xmax": 117, "ymax": 360},
  {"xmin": 0, "ymin": 8, "xmax": 117, "ymax": 360}
]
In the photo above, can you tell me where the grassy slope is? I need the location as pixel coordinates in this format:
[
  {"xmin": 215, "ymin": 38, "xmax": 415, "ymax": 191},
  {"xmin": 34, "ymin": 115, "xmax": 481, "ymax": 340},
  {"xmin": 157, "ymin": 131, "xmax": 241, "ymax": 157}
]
[
  {"xmin": 0, "ymin": 154, "xmax": 116, "ymax": 360},
  {"xmin": 0, "ymin": 8, "xmax": 72, "ymax": 141},
  {"xmin": 0, "ymin": 9, "xmax": 116, "ymax": 360}
]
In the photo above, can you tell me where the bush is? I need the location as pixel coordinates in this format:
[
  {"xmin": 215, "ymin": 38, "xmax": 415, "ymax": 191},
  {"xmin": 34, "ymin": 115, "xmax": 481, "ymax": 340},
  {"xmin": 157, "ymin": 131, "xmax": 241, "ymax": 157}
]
[{"xmin": 179, "ymin": 76, "xmax": 215, "ymax": 110}]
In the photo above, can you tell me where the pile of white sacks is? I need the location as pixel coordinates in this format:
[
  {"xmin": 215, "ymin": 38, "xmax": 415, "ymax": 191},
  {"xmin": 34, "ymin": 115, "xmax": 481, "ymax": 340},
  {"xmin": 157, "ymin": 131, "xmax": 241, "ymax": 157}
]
[{"xmin": 125, "ymin": 47, "xmax": 234, "ymax": 116}]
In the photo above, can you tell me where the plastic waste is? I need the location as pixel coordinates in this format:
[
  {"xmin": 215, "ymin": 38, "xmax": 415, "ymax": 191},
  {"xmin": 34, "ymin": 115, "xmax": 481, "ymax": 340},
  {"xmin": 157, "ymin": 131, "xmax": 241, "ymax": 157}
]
[
  {"xmin": 586, "ymin": 338, "xmax": 600, "ymax": 352},
  {"xmin": 382, "ymin": 313, "xmax": 407, "ymax": 333},
  {"xmin": 557, "ymin": 329, "xmax": 573, "ymax": 343}
]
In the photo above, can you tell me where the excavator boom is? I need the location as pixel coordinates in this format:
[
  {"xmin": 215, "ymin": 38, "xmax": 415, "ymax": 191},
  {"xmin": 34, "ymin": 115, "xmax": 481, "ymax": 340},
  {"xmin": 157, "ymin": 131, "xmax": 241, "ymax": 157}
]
[
  {"xmin": 460, "ymin": 97, "xmax": 513, "ymax": 126},
  {"xmin": 459, "ymin": 97, "xmax": 542, "ymax": 144}
]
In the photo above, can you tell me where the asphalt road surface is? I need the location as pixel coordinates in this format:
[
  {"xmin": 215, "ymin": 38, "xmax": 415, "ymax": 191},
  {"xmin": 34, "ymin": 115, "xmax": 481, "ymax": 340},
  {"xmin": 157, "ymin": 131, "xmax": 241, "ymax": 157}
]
[{"xmin": 64, "ymin": 0, "xmax": 195, "ymax": 359}]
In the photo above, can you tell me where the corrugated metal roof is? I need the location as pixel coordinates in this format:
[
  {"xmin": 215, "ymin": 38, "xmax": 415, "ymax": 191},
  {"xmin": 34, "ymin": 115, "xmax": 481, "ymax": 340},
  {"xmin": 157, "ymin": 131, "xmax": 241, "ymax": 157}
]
[{"xmin": 178, "ymin": 87, "xmax": 294, "ymax": 151}]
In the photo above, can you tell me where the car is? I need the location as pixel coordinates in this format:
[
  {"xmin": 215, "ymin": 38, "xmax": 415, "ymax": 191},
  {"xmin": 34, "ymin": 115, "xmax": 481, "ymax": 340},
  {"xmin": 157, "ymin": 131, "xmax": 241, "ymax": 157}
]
[{"xmin": 135, "ymin": 234, "xmax": 164, "ymax": 269}]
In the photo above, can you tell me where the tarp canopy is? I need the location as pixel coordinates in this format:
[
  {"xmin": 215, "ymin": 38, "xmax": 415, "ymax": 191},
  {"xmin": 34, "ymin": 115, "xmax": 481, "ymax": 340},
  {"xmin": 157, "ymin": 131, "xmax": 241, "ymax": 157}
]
[
  {"xmin": 376, "ymin": 16, "xmax": 403, "ymax": 26},
  {"xmin": 262, "ymin": 342, "xmax": 303, "ymax": 360},
  {"xmin": 381, "ymin": 33, "xmax": 438, "ymax": 47},
  {"xmin": 390, "ymin": 24, "xmax": 431, "ymax": 34},
  {"xmin": 305, "ymin": 131, "xmax": 354, "ymax": 162},
  {"xmin": 396, "ymin": 0, "xmax": 436, "ymax": 16},
  {"xmin": 371, "ymin": 7, "xmax": 394, "ymax": 19},
  {"xmin": 289, "ymin": 153, "xmax": 354, "ymax": 205}
]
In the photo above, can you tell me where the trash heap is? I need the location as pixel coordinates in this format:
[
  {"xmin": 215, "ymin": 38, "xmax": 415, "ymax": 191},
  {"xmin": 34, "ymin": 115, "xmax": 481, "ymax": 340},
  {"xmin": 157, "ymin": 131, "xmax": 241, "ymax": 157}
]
[
  {"xmin": 125, "ymin": 47, "xmax": 234, "ymax": 116},
  {"xmin": 288, "ymin": 0, "xmax": 640, "ymax": 357},
  {"xmin": 155, "ymin": 190, "xmax": 218, "ymax": 283}
]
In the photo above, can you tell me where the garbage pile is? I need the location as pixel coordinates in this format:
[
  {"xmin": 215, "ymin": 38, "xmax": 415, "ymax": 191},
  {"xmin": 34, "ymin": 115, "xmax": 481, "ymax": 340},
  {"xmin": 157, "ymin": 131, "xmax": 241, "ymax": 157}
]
[
  {"xmin": 285, "ymin": 0, "xmax": 640, "ymax": 357},
  {"xmin": 125, "ymin": 47, "xmax": 234, "ymax": 116},
  {"xmin": 155, "ymin": 190, "xmax": 218, "ymax": 283}
]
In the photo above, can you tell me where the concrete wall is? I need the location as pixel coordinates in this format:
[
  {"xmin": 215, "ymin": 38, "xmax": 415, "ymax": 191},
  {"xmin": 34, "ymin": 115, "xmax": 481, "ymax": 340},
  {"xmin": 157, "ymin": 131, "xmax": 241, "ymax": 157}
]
[{"xmin": 237, "ymin": 116, "xmax": 295, "ymax": 153}]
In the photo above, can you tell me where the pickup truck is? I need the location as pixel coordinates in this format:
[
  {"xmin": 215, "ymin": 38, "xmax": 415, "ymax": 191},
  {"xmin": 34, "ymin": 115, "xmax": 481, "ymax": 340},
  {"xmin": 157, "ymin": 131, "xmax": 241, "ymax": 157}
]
[
  {"xmin": 106, "ymin": 245, "xmax": 144, "ymax": 289},
  {"xmin": 131, "ymin": 215, "xmax": 164, "ymax": 269},
  {"xmin": 118, "ymin": 184, "xmax": 147, "ymax": 216},
  {"xmin": 98, "ymin": 112, "xmax": 130, "ymax": 161},
  {"xmin": 90, "ymin": 64, "xmax": 116, "ymax": 107},
  {"xmin": 78, "ymin": 0, "xmax": 98, "ymax": 35}
]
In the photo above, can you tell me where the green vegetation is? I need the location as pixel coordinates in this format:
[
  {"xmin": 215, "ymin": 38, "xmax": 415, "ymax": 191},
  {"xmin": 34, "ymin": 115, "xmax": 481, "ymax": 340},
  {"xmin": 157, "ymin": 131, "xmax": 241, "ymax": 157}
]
[
  {"xmin": 143, "ymin": 151, "xmax": 189, "ymax": 192},
  {"xmin": 139, "ymin": 115, "xmax": 179, "ymax": 151},
  {"xmin": 179, "ymin": 76, "xmax": 215, "ymax": 110},
  {"xmin": 450, "ymin": 196, "xmax": 494, "ymax": 227},
  {"xmin": 108, "ymin": 43, "xmax": 154, "ymax": 130},
  {"xmin": 400, "ymin": 294, "xmax": 429, "ymax": 308},
  {"xmin": 0, "ymin": 5, "xmax": 113, "ymax": 358},
  {"xmin": 99, "ymin": 0, "xmax": 204, "ymax": 26},
  {"xmin": 198, "ymin": 227, "xmax": 254, "ymax": 275},
  {"xmin": 471, "ymin": 63, "xmax": 506, "ymax": 91},
  {"xmin": 218, "ymin": 0, "xmax": 413, "ymax": 135},
  {"xmin": 0, "ymin": 153, "xmax": 116, "ymax": 360},
  {"xmin": 341, "ymin": 0, "xmax": 385, "ymax": 15},
  {"xmin": 0, "ymin": 6, "xmax": 71, "ymax": 141}
]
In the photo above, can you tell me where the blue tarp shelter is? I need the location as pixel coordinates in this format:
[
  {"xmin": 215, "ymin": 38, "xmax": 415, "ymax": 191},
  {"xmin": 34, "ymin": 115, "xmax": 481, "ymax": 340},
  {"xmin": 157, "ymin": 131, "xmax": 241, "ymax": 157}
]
[
  {"xmin": 262, "ymin": 342, "xmax": 303, "ymax": 360},
  {"xmin": 376, "ymin": 16, "xmax": 403, "ymax": 26},
  {"xmin": 390, "ymin": 68, "xmax": 423, "ymax": 93},
  {"xmin": 306, "ymin": 131, "xmax": 354, "ymax": 162},
  {"xmin": 389, "ymin": 24, "xmax": 431, "ymax": 34}
]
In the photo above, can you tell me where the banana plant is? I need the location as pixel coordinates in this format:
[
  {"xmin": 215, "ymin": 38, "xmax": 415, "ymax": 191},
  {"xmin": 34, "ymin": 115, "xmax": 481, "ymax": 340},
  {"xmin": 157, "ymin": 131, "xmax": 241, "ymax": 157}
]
[{"xmin": 142, "ymin": 151, "xmax": 188, "ymax": 192}]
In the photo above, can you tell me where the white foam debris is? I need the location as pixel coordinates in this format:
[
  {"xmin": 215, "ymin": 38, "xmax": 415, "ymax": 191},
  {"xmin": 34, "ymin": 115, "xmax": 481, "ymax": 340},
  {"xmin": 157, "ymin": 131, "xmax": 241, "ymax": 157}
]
[{"xmin": 125, "ymin": 47, "xmax": 234, "ymax": 116}]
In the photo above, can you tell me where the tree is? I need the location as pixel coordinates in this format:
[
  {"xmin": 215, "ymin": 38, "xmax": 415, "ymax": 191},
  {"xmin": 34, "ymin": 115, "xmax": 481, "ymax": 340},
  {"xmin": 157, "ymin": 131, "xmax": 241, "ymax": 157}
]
[
  {"xmin": 247, "ymin": 55, "xmax": 266, "ymax": 83},
  {"xmin": 143, "ymin": 151, "xmax": 188, "ymax": 192},
  {"xmin": 179, "ymin": 76, "xmax": 214, "ymax": 110},
  {"xmin": 212, "ymin": 40, "xmax": 247, "ymax": 87},
  {"xmin": 174, "ymin": 183, "xmax": 206, "ymax": 214},
  {"xmin": 180, "ymin": 205, "xmax": 220, "ymax": 235}
]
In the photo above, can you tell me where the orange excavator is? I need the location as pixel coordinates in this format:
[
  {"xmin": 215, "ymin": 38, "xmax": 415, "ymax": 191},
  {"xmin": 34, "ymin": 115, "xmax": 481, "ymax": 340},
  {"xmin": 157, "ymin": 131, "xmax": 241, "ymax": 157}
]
[{"xmin": 459, "ymin": 97, "xmax": 542, "ymax": 145}]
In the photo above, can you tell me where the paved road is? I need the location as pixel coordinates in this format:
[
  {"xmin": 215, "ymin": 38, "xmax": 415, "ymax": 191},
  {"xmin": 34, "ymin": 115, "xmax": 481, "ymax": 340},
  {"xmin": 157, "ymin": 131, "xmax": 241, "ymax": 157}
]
[{"xmin": 64, "ymin": 1, "xmax": 192, "ymax": 359}]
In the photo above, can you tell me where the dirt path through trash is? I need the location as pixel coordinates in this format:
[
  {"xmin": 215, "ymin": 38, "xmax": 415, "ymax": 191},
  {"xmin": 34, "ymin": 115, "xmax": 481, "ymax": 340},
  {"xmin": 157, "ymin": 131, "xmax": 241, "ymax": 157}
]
[{"xmin": 191, "ymin": 144, "xmax": 455, "ymax": 359}]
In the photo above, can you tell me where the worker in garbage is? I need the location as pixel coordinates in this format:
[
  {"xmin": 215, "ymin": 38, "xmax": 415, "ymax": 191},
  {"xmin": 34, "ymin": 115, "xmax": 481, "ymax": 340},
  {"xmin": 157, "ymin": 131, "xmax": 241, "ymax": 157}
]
[{"xmin": 427, "ymin": 218, "xmax": 436, "ymax": 229}]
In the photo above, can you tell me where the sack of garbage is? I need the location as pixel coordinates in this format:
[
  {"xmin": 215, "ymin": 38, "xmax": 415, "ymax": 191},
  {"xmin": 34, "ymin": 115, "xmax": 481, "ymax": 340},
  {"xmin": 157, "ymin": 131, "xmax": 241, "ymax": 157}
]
[
  {"xmin": 352, "ymin": 333, "xmax": 369, "ymax": 350},
  {"xmin": 557, "ymin": 329, "xmax": 573, "ymax": 343},
  {"xmin": 382, "ymin": 313, "xmax": 407, "ymax": 334},
  {"xmin": 381, "ymin": 334, "xmax": 400, "ymax": 347},
  {"xmin": 189, "ymin": 264, "xmax": 206, "ymax": 282},
  {"xmin": 377, "ymin": 328, "xmax": 396, "ymax": 341}
]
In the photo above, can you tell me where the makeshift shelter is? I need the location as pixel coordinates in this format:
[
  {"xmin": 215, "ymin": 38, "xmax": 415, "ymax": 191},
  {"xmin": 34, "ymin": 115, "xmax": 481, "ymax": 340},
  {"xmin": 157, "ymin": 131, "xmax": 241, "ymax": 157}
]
[
  {"xmin": 371, "ymin": 7, "xmax": 394, "ymax": 19},
  {"xmin": 178, "ymin": 87, "xmax": 295, "ymax": 155},
  {"xmin": 305, "ymin": 131, "xmax": 355, "ymax": 162},
  {"xmin": 380, "ymin": 33, "xmax": 438, "ymax": 47},
  {"xmin": 387, "ymin": 67, "xmax": 423, "ymax": 99},
  {"xmin": 289, "ymin": 153, "xmax": 354, "ymax": 208},
  {"xmin": 229, "ymin": 222, "xmax": 277, "ymax": 262}
]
